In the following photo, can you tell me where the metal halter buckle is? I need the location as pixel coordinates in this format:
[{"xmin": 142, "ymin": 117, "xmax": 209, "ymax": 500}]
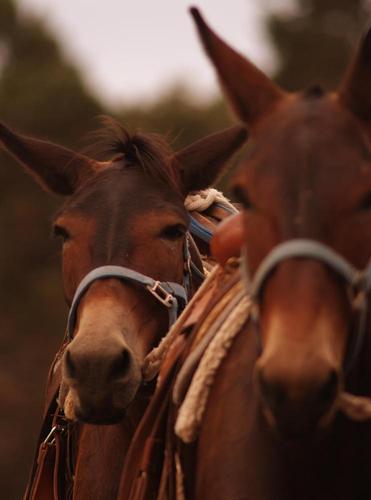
[
  {"xmin": 146, "ymin": 281, "xmax": 175, "ymax": 308},
  {"xmin": 43, "ymin": 424, "xmax": 66, "ymax": 446}
]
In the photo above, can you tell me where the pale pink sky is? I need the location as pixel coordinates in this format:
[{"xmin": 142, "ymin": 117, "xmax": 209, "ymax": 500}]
[{"xmin": 18, "ymin": 0, "xmax": 278, "ymax": 107}]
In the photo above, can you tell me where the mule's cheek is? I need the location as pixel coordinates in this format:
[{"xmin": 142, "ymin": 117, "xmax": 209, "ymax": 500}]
[
  {"xmin": 62, "ymin": 243, "xmax": 92, "ymax": 301},
  {"xmin": 131, "ymin": 237, "xmax": 185, "ymax": 284},
  {"xmin": 54, "ymin": 215, "xmax": 96, "ymax": 301}
]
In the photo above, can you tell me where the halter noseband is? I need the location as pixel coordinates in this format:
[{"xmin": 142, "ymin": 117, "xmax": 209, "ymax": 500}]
[
  {"xmin": 244, "ymin": 238, "xmax": 371, "ymax": 372},
  {"xmin": 66, "ymin": 265, "xmax": 189, "ymax": 341}
]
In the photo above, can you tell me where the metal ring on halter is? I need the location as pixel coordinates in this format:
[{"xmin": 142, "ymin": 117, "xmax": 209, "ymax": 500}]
[
  {"xmin": 244, "ymin": 238, "xmax": 371, "ymax": 373},
  {"xmin": 66, "ymin": 265, "xmax": 188, "ymax": 341}
]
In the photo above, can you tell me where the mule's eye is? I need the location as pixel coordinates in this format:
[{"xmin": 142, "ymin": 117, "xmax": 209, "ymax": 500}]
[
  {"xmin": 359, "ymin": 192, "xmax": 371, "ymax": 211},
  {"xmin": 53, "ymin": 224, "xmax": 70, "ymax": 242},
  {"xmin": 232, "ymin": 186, "xmax": 252, "ymax": 209},
  {"xmin": 160, "ymin": 224, "xmax": 186, "ymax": 240}
]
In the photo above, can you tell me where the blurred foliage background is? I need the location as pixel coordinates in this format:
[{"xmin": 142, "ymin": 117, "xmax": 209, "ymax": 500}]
[{"xmin": 1, "ymin": 0, "xmax": 370, "ymax": 497}]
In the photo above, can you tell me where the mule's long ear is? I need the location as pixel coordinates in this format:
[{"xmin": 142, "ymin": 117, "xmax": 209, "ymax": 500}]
[
  {"xmin": 338, "ymin": 27, "xmax": 371, "ymax": 122},
  {"xmin": 173, "ymin": 125, "xmax": 247, "ymax": 194},
  {"xmin": 0, "ymin": 122, "xmax": 101, "ymax": 195},
  {"xmin": 190, "ymin": 8, "xmax": 285, "ymax": 125}
]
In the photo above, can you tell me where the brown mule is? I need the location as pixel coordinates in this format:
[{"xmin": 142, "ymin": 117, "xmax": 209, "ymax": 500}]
[
  {"xmin": 166, "ymin": 9, "xmax": 371, "ymax": 499},
  {"xmin": 0, "ymin": 118, "xmax": 246, "ymax": 499}
]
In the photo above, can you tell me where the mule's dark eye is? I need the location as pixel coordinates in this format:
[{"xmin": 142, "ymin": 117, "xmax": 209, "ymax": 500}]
[
  {"xmin": 53, "ymin": 224, "xmax": 70, "ymax": 242},
  {"xmin": 359, "ymin": 192, "xmax": 371, "ymax": 211},
  {"xmin": 232, "ymin": 186, "xmax": 252, "ymax": 209},
  {"xmin": 160, "ymin": 224, "xmax": 186, "ymax": 240}
]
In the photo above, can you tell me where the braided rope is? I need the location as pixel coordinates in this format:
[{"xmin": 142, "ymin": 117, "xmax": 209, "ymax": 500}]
[{"xmin": 175, "ymin": 293, "xmax": 251, "ymax": 443}]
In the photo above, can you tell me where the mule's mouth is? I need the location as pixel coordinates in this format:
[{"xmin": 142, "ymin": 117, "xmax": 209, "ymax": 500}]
[
  {"xmin": 61, "ymin": 375, "xmax": 142, "ymax": 424},
  {"xmin": 261, "ymin": 396, "xmax": 338, "ymax": 442},
  {"xmin": 75, "ymin": 406, "xmax": 128, "ymax": 425}
]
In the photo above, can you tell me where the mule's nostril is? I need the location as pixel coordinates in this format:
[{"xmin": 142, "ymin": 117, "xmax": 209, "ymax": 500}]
[
  {"xmin": 259, "ymin": 371, "xmax": 286, "ymax": 409},
  {"xmin": 109, "ymin": 349, "xmax": 132, "ymax": 381},
  {"xmin": 65, "ymin": 349, "xmax": 76, "ymax": 378}
]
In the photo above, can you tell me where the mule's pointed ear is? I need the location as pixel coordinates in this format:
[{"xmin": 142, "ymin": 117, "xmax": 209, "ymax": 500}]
[
  {"xmin": 173, "ymin": 125, "xmax": 247, "ymax": 194},
  {"xmin": 338, "ymin": 27, "xmax": 371, "ymax": 122},
  {"xmin": 0, "ymin": 122, "xmax": 103, "ymax": 195},
  {"xmin": 190, "ymin": 7, "xmax": 285, "ymax": 125}
]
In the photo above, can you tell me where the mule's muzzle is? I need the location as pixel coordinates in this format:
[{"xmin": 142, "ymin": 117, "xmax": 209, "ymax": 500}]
[
  {"xmin": 62, "ymin": 343, "xmax": 142, "ymax": 424},
  {"xmin": 65, "ymin": 347, "xmax": 133, "ymax": 383},
  {"xmin": 256, "ymin": 362, "xmax": 340, "ymax": 438}
]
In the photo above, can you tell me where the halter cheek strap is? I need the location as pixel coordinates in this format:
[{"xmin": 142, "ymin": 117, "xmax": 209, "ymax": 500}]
[
  {"xmin": 189, "ymin": 217, "xmax": 213, "ymax": 243},
  {"xmin": 189, "ymin": 204, "xmax": 238, "ymax": 244},
  {"xmin": 66, "ymin": 265, "xmax": 188, "ymax": 341}
]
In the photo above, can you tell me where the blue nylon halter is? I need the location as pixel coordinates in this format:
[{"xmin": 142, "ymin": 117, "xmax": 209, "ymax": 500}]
[
  {"xmin": 189, "ymin": 203, "xmax": 238, "ymax": 244},
  {"xmin": 66, "ymin": 201, "xmax": 236, "ymax": 341},
  {"xmin": 66, "ymin": 265, "xmax": 188, "ymax": 341},
  {"xmin": 243, "ymin": 238, "xmax": 371, "ymax": 373},
  {"xmin": 189, "ymin": 217, "xmax": 213, "ymax": 243}
]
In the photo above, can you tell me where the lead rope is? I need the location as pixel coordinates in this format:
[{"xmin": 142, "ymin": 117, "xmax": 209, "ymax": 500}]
[
  {"xmin": 142, "ymin": 265, "xmax": 221, "ymax": 382},
  {"xmin": 175, "ymin": 291, "xmax": 251, "ymax": 443},
  {"xmin": 339, "ymin": 393, "xmax": 371, "ymax": 421}
]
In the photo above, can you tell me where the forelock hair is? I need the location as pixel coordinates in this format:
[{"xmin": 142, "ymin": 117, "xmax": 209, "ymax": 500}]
[{"xmin": 84, "ymin": 116, "xmax": 180, "ymax": 189}]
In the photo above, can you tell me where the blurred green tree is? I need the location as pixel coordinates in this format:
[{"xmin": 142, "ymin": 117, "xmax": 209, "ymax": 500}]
[
  {"xmin": 267, "ymin": 0, "xmax": 371, "ymax": 89},
  {"xmin": 118, "ymin": 85, "xmax": 231, "ymax": 150}
]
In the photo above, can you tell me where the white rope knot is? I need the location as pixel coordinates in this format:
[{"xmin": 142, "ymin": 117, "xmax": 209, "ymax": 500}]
[{"xmin": 184, "ymin": 188, "xmax": 236, "ymax": 213}]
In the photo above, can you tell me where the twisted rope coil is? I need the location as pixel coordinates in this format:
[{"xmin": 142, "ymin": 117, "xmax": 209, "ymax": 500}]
[
  {"xmin": 175, "ymin": 292, "xmax": 251, "ymax": 443},
  {"xmin": 185, "ymin": 188, "xmax": 236, "ymax": 213}
]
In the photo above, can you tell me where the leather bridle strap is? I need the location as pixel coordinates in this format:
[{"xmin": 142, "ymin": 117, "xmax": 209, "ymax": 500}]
[
  {"xmin": 66, "ymin": 265, "xmax": 188, "ymax": 341},
  {"xmin": 244, "ymin": 238, "xmax": 371, "ymax": 373}
]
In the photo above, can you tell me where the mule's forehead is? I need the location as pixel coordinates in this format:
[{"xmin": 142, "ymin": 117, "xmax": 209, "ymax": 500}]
[
  {"xmin": 237, "ymin": 95, "xmax": 371, "ymax": 207},
  {"xmin": 54, "ymin": 166, "xmax": 189, "ymax": 268},
  {"xmin": 256, "ymin": 95, "xmax": 370, "ymax": 158},
  {"xmin": 60, "ymin": 166, "xmax": 186, "ymax": 218},
  {"xmin": 231, "ymin": 95, "xmax": 371, "ymax": 242}
]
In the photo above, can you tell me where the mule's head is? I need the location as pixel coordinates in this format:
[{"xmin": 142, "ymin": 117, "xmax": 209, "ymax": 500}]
[
  {"xmin": 1, "ymin": 118, "xmax": 246, "ymax": 423},
  {"xmin": 192, "ymin": 8, "xmax": 371, "ymax": 437}
]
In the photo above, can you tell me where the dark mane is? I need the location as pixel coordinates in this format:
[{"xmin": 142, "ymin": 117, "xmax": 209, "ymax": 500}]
[{"xmin": 85, "ymin": 116, "xmax": 180, "ymax": 189}]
